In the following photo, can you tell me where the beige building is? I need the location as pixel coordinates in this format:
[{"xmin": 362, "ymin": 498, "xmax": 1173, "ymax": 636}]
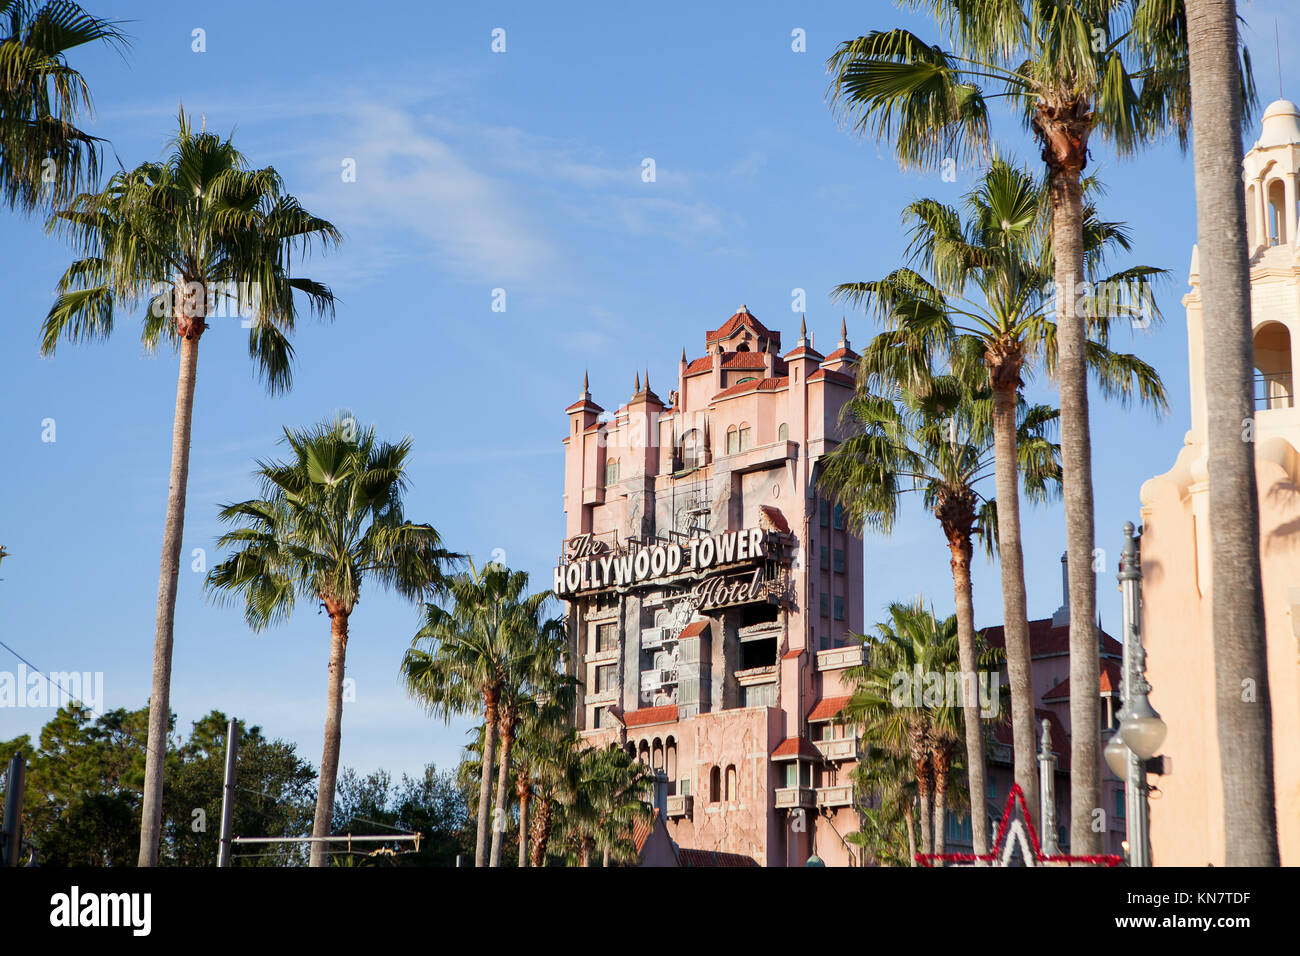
[{"xmin": 1139, "ymin": 98, "xmax": 1300, "ymax": 866}]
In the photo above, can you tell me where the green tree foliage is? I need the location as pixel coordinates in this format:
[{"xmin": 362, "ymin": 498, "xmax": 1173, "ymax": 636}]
[{"xmin": 331, "ymin": 764, "xmax": 474, "ymax": 867}]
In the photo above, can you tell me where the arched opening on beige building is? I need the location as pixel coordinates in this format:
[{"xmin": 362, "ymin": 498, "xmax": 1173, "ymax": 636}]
[
  {"xmin": 725, "ymin": 764, "xmax": 738, "ymax": 802},
  {"xmin": 1267, "ymin": 177, "xmax": 1288, "ymax": 245},
  {"xmin": 1254, "ymin": 321, "xmax": 1294, "ymax": 409}
]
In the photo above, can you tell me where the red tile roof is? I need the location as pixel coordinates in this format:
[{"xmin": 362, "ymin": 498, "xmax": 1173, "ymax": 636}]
[
  {"xmin": 678, "ymin": 620, "xmax": 709, "ymax": 639},
  {"xmin": 759, "ymin": 504, "xmax": 790, "ymax": 534},
  {"xmin": 565, "ymin": 398, "xmax": 604, "ymax": 413},
  {"xmin": 1041, "ymin": 659, "xmax": 1123, "ymax": 701},
  {"xmin": 781, "ymin": 648, "xmax": 804, "ymax": 660},
  {"xmin": 981, "ymin": 617, "xmax": 1122, "ymax": 659},
  {"xmin": 823, "ymin": 347, "xmax": 858, "ymax": 363},
  {"xmin": 623, "ymin": 704, "xmax": 679, "ymax": 728},
  {"xmin": 677, "ymin": 848, "xmax": 761, "ymax": 868},
  {"xmin": 783, "ymin": 345, "xmax": 825, "ymax": 362},
  {"xmin": 808, "ymin": 695, "xmax": 851, "ymax": 722},
  {"xmin": 808, "ymin": 367, "xmax": 855, "ymax": 387},
  {"xmin": 712, "ymin": 376, "xmax": 789, "ymax": 401},
  {"xmin": 722, "ymin": 351, "xmax": 769, "ymax": 369},
  {"xmin": 632, "ymin": 808, "xmax": 660, "ymax": 853},
  {"xmin": 706, "ymin": 309, "xmax": 779, "ymax": 348},
  {"xmin": 771, "ymin": 737, "xmax": 822, "ymax": 761},
  {"xmin": 683, "ymin": 356, "xmax": 713, "ymax": 376}
]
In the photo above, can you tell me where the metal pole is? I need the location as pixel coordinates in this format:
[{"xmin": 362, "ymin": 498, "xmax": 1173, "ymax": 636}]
[
  {"xmin": 1038, "ymin": 719, "xmax": 1059, "ymax": 855},
  {"xmin": 217, "ymin": 718, "xmax": 239, "ymax": 867},
  {"xmin": 2, "ymin": 752, "xmax": 26, "ymax": 867},
  {"xmin": 1117, "ymin": 522, "xmax": 1151, "ymax": 867}
]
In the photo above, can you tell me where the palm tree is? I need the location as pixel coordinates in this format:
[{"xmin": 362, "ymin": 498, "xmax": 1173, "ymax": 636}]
[
  {"xmin": 509, "ymin": 692, "xmax": 574, "ymax": 868},
  {"xmin": 0, "ymin": 1, "xmax": 125, "ymax": 214},
  {"xmin": 819, "ymin": 359, "xmax": 1060, "ymax": 857},
  {"xmin": 833, "ymin": 159, "xmax": 1165, "ymax": 827},
  {"xmin": 205, "ymin": 415, "xmax": 455, "ymax": 867},
  {"xmin": 826, "ymin": 0, "xmax": 1251, "ymax": 855},
  {"xmin": 850, "ymin": 745, "xmax": 919, "ymax": 866},
  {"xmin": 1181, "ymin": 0, "xmax": 1278, "ymax": 866},
  {"xmin": 845, "ymin": 601, "xmax": 969, "ymax": 860},
  {"xmin": 41, "ymin": 111, "xmax": 341, "ymax": 866},
  {"xmin": 557, "ymin": 746, "xmax": 652, "ymax": 867},
  {"xmin": 487, "ymin": 610, "xmax": 568, "ymax": 867},
  {"xmin": 402, "ymin": 562, "xmax": 553, "ymax": 867},
  {"xmin": 522, "ymin": 720, "xmax": 580, "ymax": 867}
]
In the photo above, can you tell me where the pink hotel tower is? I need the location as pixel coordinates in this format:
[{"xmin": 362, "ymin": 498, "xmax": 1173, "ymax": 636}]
[{"xmin": 555, "ymin": 305, "xmax": 866, "ymax": 866}]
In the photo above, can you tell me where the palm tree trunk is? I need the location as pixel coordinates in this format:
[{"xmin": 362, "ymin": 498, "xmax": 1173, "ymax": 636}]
[
  {"xmin": 1185, "ymin": 0, "xmax": 1280, "ymax": 865},
  {"xmin": 1050, "ymin": 161, "xmax": 1102, "ymax": 857},
  {"xmin": 489, "ymin": 717, "xmax": 514, "ymax": 866},
  {"xmin": 913, "ymin": 733, "xmax": 933, "ymax": 856},
  {"xmin": 904, "ymin": 804, "xmax": 917, "ymax": 866},
  {"xmin": 932, "ymin": 748, "xmax": 950, "ymax": 860},
  {"xmin": 309, "ymin": 608, "xmax": 350, "ymax": 867},
  {"xmin": 516, "ymin": 774, "xmax": 530, "ymax": 868},
  {"xmin": 947, "ymin": 528, "xmax": 988, "ymax": 856},
  {"xmin": 530, "ymin": 798, "xmax": 552, "ymax": 867},
  {"xmin": 989, "ymin": 372, "xmax": 1039, "ymax": 825},
  {"xmin": 475, "ymin": 689, "xmax": 499, "ymax": 867},
  {"xmin": 137, "ymin": 332, "xmax": 201, "ymax": 867}
]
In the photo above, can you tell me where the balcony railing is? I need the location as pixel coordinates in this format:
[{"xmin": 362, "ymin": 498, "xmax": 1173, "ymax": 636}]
[
  {"xmin": 666, "ymin": 794, "xmax": 693, "ymax": 819},
  {"xmin": 1255, "ymin": 371, "xmax": 1294, "ymax": 410},
  {"xmin": 816, "ymin": 785, "xmax": 854, "ymax": 808},
  {"xmin": 816, "ymin": 644, "xmax": 865, "ymax": 671},
  {"xmin": 774, "ymin": 787, "xmax": 816, "ymax": 810},
  {"xmin": 813, "ymin": 737, "xmax": 860, "ymax": 762}
]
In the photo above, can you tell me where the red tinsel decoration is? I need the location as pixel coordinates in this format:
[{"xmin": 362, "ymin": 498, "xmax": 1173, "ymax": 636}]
[{"xmin": 915, "ymin": 783, "xmax": 1125, "ymax": 867}]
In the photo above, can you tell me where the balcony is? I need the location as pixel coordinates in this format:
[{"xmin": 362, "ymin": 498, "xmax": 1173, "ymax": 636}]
[
  {"xmin": 639, "ymin": 668, "xmax": 678, "ymax": 693},
  {"xmin": 641, "ymin": 626, "xmax": 678, "ymax": 651},
  {"xmin": 666, "ymin": 794, "xmax": 693, "ymax": 819},
  {"xmin": 813, "ymin": 737, "xmax": 859, "ymax": 762},
  {"xmin": 585, "ymin": 687, "xmax": 618, "ymax": 707},
  {"xmin": 816, "ymin": 644, "xmax": 865, "ymax": 671},
  {"xmin": 774, "ymin": 787, "xmax": 816, "ymax": 810},
  {"xmin": 816, "ymin": 785, "xmax": 854, "ymax": 809}
]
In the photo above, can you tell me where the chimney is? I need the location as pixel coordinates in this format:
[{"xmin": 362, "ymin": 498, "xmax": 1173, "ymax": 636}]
[{"xmin": 1051, "ymin": 552, "xmax": 1069, "ymax": 627}]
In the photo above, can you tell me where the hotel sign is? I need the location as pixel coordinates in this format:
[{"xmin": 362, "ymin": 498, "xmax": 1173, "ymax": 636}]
[{"xmin": 554, "ymin": 527, "xmax": 776, "ymax": 598}]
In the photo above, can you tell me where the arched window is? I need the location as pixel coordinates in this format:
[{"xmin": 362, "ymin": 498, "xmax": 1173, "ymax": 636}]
[
  {"xmin": 1268, "ymin": 178, "xmax": 1288, "ymax": 245},
  {"xmin": 738, "ymin": 423, "xmax": 752, "ymax": 453},
  {"xmin": 725, "ymin": 765, "xmax": 738, "ymax": 802},
  {"xmin": 651, "ymin": 738, "xmax": 664, "ymax": 772},
  {"xmin": 726, "ymin": 426, "xmax": 739, "ymax": 455},
  {"xmin": 778, "ymin": 423, "xmax": 788, "ymax": 442},
  {"xmin": 1254, "ymin": 322, "xmax": 1294, "ymax": 409},
  {"xmin": 709, "ymin": 766, "xmax": 721, "ymax": 802},
  {"xmin": 666, "ymin": 738, "xmax": 677, "ymax": 781},
  {"xmin": 736, "ymin": 376, "xmax": 757, "ymax": 384},
  {"xmin": 605, "ymin": 458, "xmax": 620, "ymax": 484}
]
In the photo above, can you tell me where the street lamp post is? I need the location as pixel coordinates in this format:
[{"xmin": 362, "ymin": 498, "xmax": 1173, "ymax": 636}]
[{"xmin": 1107, "ymin": 521, "xmax": 1167, "ymax": 867}]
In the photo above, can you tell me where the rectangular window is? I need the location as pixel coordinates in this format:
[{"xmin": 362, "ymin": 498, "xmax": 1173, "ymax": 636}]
[
  {"xmin": 820, "ymin": 545, "xmax": 829, "ymax": 571},
  {"xmin": 820, "ymin": 499, "xmax": 830, "ymax": 528},
  {"xmin": 605, "ymin": 461, "xmax": 619, "ymax": 484},
  {"xmin": 596, "ymin": 663, "xmax": 617, "ymax": 693},
  {"xmin": 727, "ymin": 430, "xmax": 739, "ymax": 454},
  {"xmin": 680, "ymin": 776, "xmax": 691, "ymax": 797},
  {"xmin": 1116, "ymin": 789, "xmax": 1126, "ymax": 819},
  {"xmin": 594, "ymin": 706, "xmax": 608, "ymax": 729},
  {"xmin": 833, "ymin": 504, "xmax": 845, "ymax": 530},
  {"xmin": 594, "ymin": 622, "xmax": 616, "ymax": 653},
  {"xmin": 834, "ymin": 596, "xmax": 845, "ymax": 621},
  {"xmin": 820, "ymin": 593, "xmax": 829, "ymax": 618},
  {"xmin": 738, "ymin": 427, "xmax": 751, "ymax": 452},
  {"xmin": 784, "ymin": 764, "xmax": 797, "ymax": 788},
  {"xmin": 833, "ymin": 548, "xmax": 845, "ymax": 573}
]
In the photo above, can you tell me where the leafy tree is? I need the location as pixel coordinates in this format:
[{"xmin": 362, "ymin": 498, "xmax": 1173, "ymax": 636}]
[
  {"xmin": 332, "ymin": 764, "xmax": 473, "ymax": 867},
  {"xmin": 0, "ymin": 1, "xmax": 125, "ymax": 214},
  {"xmin": 207, "ymin": 415, "xmax": 456, "ymax": 867},
  {"xmin": 41, "ymin": 111, "xmax": 342, "ymax": 866}
]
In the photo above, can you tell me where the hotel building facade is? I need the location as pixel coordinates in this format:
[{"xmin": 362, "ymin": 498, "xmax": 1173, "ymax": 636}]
[
  {"xmin": 555, "ymin": 306, "xmax": 866, "ymax": 866},
  {"xmin": 1140, "ymin": 98, "xmax": 1300, "ymax": 865}
]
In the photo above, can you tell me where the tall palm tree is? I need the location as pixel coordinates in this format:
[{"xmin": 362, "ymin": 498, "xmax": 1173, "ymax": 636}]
[
  {"xmin": 41, "ymin": 111, "xmax": 342, "ymax": 866},
  {"xmin": 402, "ymin": 562, "xmax": 553, "ymax": 867},
  {"xmin": 487, "ymin": 611, "xmax": 569, "ymax": 867},
  {"xmin": 850, "ymin": 745, "xmax": 919, "ymax": 866},
  {"xmin": 819, "ymin": 359, "xmax": 1060, "ymax": 857},
  {"xmin": 1181, "ymin": 0, "xmax": 1278, "ymax": 866},
  {"xmin": 827, "ymin": 0, "xmax": 1251, "ymax": 855},
  {"xmin": 522, "ymin": 719, "xmax": 581, "ymax": 867},
  {"xmin": 845, "ymin": 601, "xmax": 970, "ymax": 860},
  {"xmin": 833, "ymin": 159, "xmax": 1165, "ymax": 826},
  {"xmin": 0, "ymin": 1, "xmax": 125, "ymax": 215},
  {"xmin": 205, "ymin": 416, "xmax": 455, "ymax": 867}
]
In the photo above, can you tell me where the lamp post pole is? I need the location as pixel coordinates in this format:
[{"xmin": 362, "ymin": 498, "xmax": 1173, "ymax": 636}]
[
  {"xmin": 1115, "ymin": 521, "xmax": 1166, "ymax": 867},
  {"xmin": 1038, "ymin": 718, "xmax": 1059, "ymax": 855}
]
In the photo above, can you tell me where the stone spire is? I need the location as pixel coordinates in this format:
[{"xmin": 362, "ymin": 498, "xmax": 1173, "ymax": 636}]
[
  {"xmin": 839, "ymin": 317, "xmax": 849, "ymax": 349},
  {"xmin": 580, "ymin": 369, "xmax": 590, "ymax": 400},
  {"xmin": 634, "ymin": 371, "xmax": 641, "ymax": 393}
]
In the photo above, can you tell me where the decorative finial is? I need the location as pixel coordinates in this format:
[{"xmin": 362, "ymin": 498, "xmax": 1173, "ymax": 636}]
[
  {"xmin": 680, "ymin": 347, "xmax": 687, "ymax": 366},
  {"xmin": 583, "ymin": 369, "xmax": 589, "ymax": 391},
  {"xmin": 840, "ymin": 316, "xmax": 848, "ymax": 345},
  {"xmin": 645, "ymin": 369, "xmax": 651, "ymax": 391},
  {"xmin": 800, "ymin": 315, "xmax": 807, "ymax": 338}
]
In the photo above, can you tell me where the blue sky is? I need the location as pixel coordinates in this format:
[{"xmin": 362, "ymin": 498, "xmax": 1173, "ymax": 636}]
[{"xmin": 2, "ymin": 0, "xmax": 1296, "ymax": 782}]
